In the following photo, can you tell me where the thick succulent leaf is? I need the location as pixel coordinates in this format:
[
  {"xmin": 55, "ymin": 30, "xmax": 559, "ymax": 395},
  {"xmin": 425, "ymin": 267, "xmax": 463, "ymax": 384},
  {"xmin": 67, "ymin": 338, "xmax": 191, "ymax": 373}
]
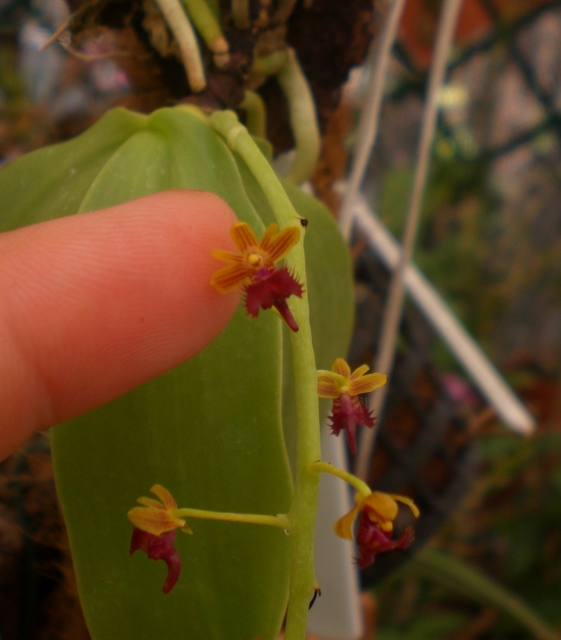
[
  {"xmin": 0, "ymin": 105, "xmax": 354, "ymax": 639},
  {"xmin": 1, "ymin": 107, "xmax": 291, "ymax": 640},
  {"xmin": 1, "ymin": 108, "xmax": 146, "ymax": 229}
]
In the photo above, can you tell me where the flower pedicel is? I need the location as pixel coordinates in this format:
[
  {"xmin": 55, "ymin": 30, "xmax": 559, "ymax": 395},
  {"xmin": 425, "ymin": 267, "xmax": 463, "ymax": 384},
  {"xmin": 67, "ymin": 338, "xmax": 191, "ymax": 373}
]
[{"xmin": 128, "ymin": 484, "xmax": 290, "ymax": 593}]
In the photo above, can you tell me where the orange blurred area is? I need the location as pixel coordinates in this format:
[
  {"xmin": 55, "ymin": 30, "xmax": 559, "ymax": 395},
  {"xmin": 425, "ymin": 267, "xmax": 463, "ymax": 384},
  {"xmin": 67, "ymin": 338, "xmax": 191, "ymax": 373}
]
[{"xmin": 399, "ymin": 0, "xmax": 557, "ymax": 69}]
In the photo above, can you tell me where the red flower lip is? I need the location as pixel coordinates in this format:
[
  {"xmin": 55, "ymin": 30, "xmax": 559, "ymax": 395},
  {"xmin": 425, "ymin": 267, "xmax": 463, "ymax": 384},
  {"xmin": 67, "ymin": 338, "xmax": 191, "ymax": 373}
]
[
  {"xmin": 355, "ymin": 515, "xmax": 414, "ymax": 569},
  {"xmin": 244, "ymin": 267, "xmax": 303, "ymax": 332},
  {"xmin": 130, "ymin": 528, "xmax": 181, "ymax": 594},
  {"xmin": 328, "ymin": 393, "xmax": 374, "ymax": 454}
]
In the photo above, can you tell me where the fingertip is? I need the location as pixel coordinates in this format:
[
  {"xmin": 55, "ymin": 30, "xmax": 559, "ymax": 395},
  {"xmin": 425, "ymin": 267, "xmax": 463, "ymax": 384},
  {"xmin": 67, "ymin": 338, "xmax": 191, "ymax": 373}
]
[{"xmin": 0, "ymin": 190, "xmax": 242, "ymax": 456}]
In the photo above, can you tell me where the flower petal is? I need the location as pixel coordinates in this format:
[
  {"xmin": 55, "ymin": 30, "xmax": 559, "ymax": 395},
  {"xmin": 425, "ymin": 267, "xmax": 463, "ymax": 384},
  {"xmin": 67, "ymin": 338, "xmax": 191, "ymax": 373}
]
[
  {"xmin": 258, "ymin": 223, "xmax": 279, "ymax": 253},
  {"xmin": 331, "ymin": 358, "xmax": 351, "ymax": 380},
  {"xmin": 211, "ymin": 262, "xmax": 251, "ymax": 292},
  {"xmin": 261, "ymin": 225, "xmax": 300, "ymax": 263},
  {"xmin": 350, "ymin": 364, "xmax": 370, "ymax": 379},
  {"xmin": 230, "ymin": 221, "xmax": 259, "ymax": 252},
  {"xmin": 317, "ymin": 378, "xmax": 340, "ymax": 398},
  {"xmin": 211, "ymin": 249, "xmax": 244, "ymax": 264},
  {"xmin": 151, "ymin": 484, "xmax": 177, "ymax": 510},
  {"xmin": 362, "ymin": 492, "xmax": 399, "ymax": 522},
  {"xmin": 128, "ymin": 506, "xmax": 185, "ymax": 535},
  {"xmin": 333, "ymin": 503, "xmax": 361, "ymax": 540},
  {"xmin": 137, "ymin": 497, "xmax": 165, "ymax": 509},
  {"xmin": 348, "ymin": 372, "xmax": 387, "ymax": 396},
  {"xmin": 390, "ymin": 494, "xmax": 420, "ymax": 518},
  {"xmin": 317, "ymin": 370, "xmax": 347, "ymax": 386}
]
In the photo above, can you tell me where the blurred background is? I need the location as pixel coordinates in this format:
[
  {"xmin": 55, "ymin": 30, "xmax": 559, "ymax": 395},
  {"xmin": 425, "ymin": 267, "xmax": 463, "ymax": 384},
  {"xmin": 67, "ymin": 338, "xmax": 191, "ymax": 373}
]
[{"xmin": 2, "ymin": 0, "xmax": 561, "ymax": 638}]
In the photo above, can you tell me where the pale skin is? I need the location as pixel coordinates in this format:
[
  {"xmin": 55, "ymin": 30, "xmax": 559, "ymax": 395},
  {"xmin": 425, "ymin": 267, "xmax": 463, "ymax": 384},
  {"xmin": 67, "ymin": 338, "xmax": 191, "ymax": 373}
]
[{"xmin": 0, "ymin": 190, "xmax": 240, "ymax": 461}]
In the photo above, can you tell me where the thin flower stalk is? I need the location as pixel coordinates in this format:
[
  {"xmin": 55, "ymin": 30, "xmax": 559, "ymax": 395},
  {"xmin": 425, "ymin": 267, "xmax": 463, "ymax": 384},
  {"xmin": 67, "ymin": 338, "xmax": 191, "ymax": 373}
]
[{"xmin": 128, "ymin": 484, "xmax": 289, "ymax": 593}]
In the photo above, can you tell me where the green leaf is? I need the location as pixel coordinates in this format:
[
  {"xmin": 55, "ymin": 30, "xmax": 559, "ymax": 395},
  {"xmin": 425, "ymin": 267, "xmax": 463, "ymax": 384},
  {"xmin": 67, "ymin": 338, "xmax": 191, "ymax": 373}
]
[
  {"xmin": 0, "ymin": 108, "xmax": 147, "ymax": 229},
  {"xmin": 0, "ymin": 106, "xmax": 354, "ymax": 639},
  {"xmin": 409, "ymin": 547, "xmax": 560, "ymax": 640},
  {"xmin": 377, "ymin": 613, "xmax": 468, "ymax": 640}
]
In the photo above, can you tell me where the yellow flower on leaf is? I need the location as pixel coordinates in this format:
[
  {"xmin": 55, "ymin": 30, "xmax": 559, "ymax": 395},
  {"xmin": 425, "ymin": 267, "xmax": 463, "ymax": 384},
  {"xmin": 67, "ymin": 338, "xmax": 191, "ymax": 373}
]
[
  {"xmin": 317, "ymin": 358, "xmax": 387, "ymax": 453},
  {"xmin": 211, "ymin": 221, "xmax": 303, "ymax": 331}
]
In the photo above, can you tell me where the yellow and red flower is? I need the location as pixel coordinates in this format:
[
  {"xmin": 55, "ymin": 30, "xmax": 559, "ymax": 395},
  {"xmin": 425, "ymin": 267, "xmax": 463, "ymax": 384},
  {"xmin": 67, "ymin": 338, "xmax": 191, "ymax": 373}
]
[
  {"xmin": 317, "ymin": 359, "xmax": 387, "ymax": 454},
  {"xmin": 128, "ymin": 484, "xmax": 191, "ymax": 593},
  {"xmin": 211, "ymin": 221, "xmax": 303, "ymax": 331},
  {"xmin": 334, "ymin": 491, "xmax": 419, "ymax": 569}
]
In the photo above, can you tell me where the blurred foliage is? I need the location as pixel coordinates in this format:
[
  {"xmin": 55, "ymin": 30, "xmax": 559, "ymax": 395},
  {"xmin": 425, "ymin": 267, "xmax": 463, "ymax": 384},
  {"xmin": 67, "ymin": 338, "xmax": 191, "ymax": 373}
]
[
  {"xmin": 373, "ymin": 427, "xmax": 561, "ymax": 638},
  {"xmin": 368, "ymin": 4, "xmax": 561, "ymax": 637},
  {"xmin": 371, "ymin": 138, "xmax": 561, "ymax": 635},
  {"xmin": 376, "ymin": 149, "xmax": 503, "ymax": 354}
]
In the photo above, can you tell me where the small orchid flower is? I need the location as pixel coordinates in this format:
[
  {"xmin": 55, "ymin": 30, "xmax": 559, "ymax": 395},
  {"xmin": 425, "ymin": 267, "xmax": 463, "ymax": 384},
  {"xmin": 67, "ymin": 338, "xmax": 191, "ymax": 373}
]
[
  {"xmin": 128, "ymin": 484, "xmax": 192, "ymax": 593},
  {"xmin": 211, "ymin": 221, "xmax": 303, "ymax": 331},
  {"xmin": 129, "ymin": 528, "xmax": 181, "ymax": 594},
  {"xmin": 317, "ymin": 359, "xmax": 387, "ymax": 454},
  {"xmin": 334, "ymin": 491, "xmax": 419, "ymax": 569}
]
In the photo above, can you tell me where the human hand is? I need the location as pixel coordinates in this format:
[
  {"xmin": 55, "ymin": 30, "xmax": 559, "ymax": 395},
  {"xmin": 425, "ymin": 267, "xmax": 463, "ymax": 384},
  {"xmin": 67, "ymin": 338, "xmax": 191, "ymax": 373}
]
[{"xmin": 0, "ymin": 190, "xmax": 240, "ymax": 460}]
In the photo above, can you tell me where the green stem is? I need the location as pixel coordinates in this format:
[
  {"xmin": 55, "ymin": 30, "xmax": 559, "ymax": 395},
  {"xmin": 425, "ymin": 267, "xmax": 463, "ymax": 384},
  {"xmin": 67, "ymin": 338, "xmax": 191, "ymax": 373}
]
[
  {"xmin": 252, "ymin": 50, "xmax": 288, "ymax": 76},
  {"xmin": 239, "ymin": 90, "xmax": 267, "ymax": 138},
  {"xmin": 152, "ymin": 0, "xmax": 206, "ymax": 92},
  {"xmin": 412, "ymin": 547, "xmax": 561, "ymax": 640},
  {"xmin": 310, "ymin": 461, "xmax": 371, "ymax": 498},
  {"xmin": 210, "ymin": 110, "xmax": 321, "ymax": 640},
  {"xmin": 248, "ymin": 48, "xmax": 320, "ymax": 185},
  {"xmin": 179, "ymin": 0, "xmax": 229, "ymax": 67},
  {"xmin": 276, "ymin": 48, "xmax": 321, "ymax": 185},
  {"xmin": 174, "ymin": 508, "xmax": 289, "ymax": 529}
]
